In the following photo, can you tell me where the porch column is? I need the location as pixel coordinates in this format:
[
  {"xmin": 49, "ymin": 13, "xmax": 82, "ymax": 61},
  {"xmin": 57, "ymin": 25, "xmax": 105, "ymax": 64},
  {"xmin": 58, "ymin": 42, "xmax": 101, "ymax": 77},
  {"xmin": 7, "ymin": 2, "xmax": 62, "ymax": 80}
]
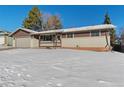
[
  {"xmin": 55, "ymin": 34, "xmax": 57, "ymax": 48},
  {"xmin": 52, "ymin": 34, "xmax": 54, "ymax": 47},
  {"xmin": 39, "ymin": 34, "xmax": 41, "ymax": 47},
  {"xmin": 60, "ymin": 34, "xmax": 62, "ymax": 47}
]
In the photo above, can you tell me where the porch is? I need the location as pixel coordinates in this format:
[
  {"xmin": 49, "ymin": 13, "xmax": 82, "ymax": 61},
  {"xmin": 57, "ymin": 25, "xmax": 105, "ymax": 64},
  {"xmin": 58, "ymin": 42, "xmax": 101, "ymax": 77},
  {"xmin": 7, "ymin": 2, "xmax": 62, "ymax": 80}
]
[{"xmin": 32, "ymin": 33, "xmax": 62, "ymax": 48}]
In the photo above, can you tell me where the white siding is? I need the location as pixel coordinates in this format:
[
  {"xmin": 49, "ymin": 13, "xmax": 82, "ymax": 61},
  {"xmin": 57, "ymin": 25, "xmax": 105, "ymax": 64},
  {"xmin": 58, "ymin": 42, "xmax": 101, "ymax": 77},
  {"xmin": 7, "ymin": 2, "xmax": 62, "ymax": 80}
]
[
  {"xmin": 15, "ymin": 37, "xmax": 31, "ymax": 48},
  {"xmin": 61, "ymin": 36, "xmax": 110, "ymax": 48},
  {"xmin": 12, "ymin": 38, "xmax": 16, "ymax": 47},
  {"xmin": 0, "ymin": 36, "xmax": 4, "ymax": 45},
  {"xmin": 30, "ymin": 36, "xmax": 39, "ymax": 48}
]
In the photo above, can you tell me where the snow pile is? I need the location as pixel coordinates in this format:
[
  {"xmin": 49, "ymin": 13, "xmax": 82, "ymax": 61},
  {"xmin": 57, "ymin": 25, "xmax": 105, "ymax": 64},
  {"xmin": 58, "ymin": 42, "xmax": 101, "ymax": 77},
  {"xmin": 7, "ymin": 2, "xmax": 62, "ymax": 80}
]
[{"xmin": 0, "ymin": 64, "xmax": 32, "ymax": 87}]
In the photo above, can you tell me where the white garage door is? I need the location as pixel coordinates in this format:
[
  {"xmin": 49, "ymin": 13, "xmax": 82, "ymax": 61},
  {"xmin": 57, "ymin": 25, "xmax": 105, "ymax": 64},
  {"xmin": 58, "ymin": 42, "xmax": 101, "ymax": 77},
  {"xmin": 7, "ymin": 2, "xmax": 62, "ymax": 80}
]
[
  {"xmin": 0, "ymin": 36, "xmax": 4, "ymax": 45},
  {"xmin": 16, "ymin": 37, "xmax": 31, "ymax": 48}
]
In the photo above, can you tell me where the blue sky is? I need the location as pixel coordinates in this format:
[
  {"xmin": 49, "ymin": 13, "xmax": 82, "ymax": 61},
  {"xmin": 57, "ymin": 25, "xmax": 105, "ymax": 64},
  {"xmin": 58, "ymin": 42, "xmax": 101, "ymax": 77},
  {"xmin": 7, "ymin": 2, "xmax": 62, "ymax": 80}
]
[{"xmin": 0, "ymin": 5, "xmax": 123, "ymax": 35}]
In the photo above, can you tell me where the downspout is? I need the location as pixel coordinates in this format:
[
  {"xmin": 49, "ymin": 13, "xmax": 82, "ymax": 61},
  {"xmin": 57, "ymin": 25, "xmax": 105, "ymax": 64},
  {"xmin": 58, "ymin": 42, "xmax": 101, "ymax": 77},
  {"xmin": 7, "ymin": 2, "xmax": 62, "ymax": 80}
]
[
  {"xmin": 105, "ymin": 30, "xmax": 110, "ymax": 50},
  {"xmin": 105, "ymin": 31, "xmax": 109, "ymax": 48}
]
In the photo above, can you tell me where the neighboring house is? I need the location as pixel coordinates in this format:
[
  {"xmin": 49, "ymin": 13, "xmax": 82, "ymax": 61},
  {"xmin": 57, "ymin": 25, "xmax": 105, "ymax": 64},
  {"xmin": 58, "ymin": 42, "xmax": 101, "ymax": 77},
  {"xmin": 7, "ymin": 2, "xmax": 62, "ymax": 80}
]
[
  {"xmin": 10, "ymin": 24, "xmax": 115, "ymax": 51},
  {"xmin": 0, "ymin": 29, "xmax": 13, "ymax": 46}
]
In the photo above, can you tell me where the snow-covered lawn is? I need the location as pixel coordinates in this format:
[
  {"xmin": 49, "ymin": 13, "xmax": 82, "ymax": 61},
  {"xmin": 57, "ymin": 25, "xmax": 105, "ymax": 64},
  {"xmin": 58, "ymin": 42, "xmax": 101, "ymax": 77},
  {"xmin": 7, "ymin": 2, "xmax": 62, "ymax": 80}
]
[{"xmin": 0, "ymin": 49, "xmax": 124, "ymax": 87}]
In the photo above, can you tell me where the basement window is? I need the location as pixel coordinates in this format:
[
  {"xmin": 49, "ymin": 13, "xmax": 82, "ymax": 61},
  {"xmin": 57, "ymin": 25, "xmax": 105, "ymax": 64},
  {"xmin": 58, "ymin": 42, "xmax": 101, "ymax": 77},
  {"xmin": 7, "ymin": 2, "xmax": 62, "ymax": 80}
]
[{"xmin": 91, "ymin": 31, "xmax": 99, "ymax": 36}]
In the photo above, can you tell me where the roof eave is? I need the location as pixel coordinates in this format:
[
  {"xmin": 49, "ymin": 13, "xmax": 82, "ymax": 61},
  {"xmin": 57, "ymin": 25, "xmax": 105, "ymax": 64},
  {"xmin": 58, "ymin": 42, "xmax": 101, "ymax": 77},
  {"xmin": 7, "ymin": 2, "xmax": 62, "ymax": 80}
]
[{"xmin": 9, "ymin": 28, "xmax": 36, "ymax": 37}]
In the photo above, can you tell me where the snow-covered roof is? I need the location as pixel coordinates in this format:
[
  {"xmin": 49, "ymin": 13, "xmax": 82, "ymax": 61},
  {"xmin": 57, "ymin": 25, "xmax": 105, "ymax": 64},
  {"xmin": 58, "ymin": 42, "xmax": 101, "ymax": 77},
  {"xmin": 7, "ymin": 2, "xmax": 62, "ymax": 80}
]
[
  {"xmin": 32, "ymin": 24, "xmax": 116, "ymax": 35},
  {"xmin": 0, "ymin": 32, "xmax": 9, "ymax": 35},
  {"xmin": 10, "ymin": 24, "xmax": 116, "ymax": 36},
  {"xmin": 0, "ymin": 28, "xmax": 10, "ymax": 35},
  {"xmin": 19, "ymin": 28, "xmax": 36, "ymax": 33},
  {"xmin": 32, "ymin": 29, "xmax": 63, "ymax": 35},
  {"xmin": 63, "ymin": 24, "xmax": 116, "ymax": 33}
]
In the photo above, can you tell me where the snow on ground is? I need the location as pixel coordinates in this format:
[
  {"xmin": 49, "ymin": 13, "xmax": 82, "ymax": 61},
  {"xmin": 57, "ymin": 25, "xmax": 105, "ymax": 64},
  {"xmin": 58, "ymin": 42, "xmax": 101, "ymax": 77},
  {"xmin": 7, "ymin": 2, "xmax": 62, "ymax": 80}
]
[{"xmin": 0, "ymin": 49, "xmax": 124, "ymax": 87}]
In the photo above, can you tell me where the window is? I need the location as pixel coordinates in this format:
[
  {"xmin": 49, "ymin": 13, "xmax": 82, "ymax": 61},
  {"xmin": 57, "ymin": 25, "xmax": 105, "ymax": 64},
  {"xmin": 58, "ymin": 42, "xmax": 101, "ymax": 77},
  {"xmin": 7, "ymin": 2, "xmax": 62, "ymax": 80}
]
[
  {"xmin": 67, "ymin": 33, "xmax": 73, "ymax": 38},
  {"xmin": 74, "ymin": 32, "xmax": 90, "ymax": 37},
  {"xmin": 41, "ymin": 35, "xmax": 53, "ymax": 41},
  {"xmin": 91, "ymin": 31, "xmax": 99, "ymax": 36},
  {"xmin": 57, "ymin": 36, "xmax": 61, "ymax": 40}
]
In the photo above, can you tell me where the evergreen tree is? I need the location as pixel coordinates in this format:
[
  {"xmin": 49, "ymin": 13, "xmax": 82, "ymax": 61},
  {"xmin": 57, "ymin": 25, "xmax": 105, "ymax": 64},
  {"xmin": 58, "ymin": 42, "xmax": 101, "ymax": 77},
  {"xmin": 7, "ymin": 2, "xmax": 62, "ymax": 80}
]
[
  {"xmin": 23, "ymin": 6, "xmax": 43, "ymax": 31},
  {"xmin": 104, "ymin": 12, "xmax": 116, "ymax": 46},
  {"xmin": 104, "ymin": 13, "xmax": 111, "ymax": 24}
]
